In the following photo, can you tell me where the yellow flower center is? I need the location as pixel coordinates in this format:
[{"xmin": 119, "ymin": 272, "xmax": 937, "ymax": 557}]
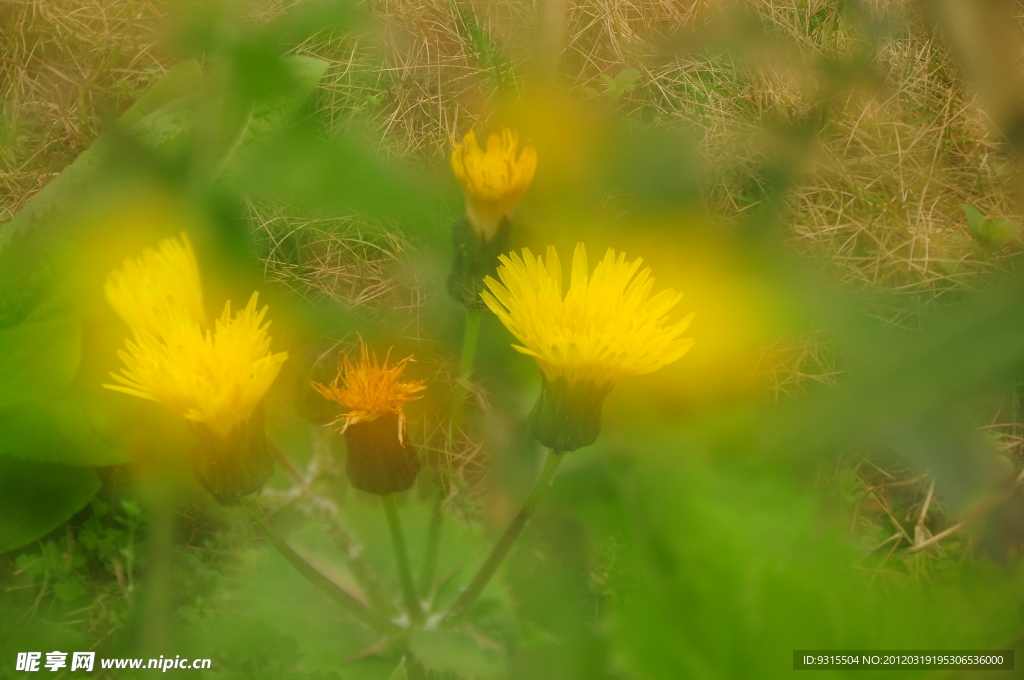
[
  {"xmin": 450, "ymin": 128, "xmax": 537, "ymax": 239},
  {"xmin": 481, "ymin": 243, "xmax": 694, "ymax": 389}
]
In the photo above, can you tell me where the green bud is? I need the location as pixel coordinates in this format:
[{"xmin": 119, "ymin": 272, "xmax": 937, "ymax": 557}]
[
  {"xmin": 190, "ymin": 401, "xmax": 274, "ymax": 502},
  {"xmin": 528, "ymin": 376, "xmax": 613, "ymax": 452},
  {"xmin": 343, "ymin": 412, "xmax": 421, "ymax": 495}
]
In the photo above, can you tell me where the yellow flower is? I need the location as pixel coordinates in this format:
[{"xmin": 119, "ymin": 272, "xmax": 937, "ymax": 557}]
[
  {"xmin": 450, "ymin": 129, "xmax": 537, "ymax": 240},
  {"xmin": 104, "ymin": 233, "xmax": 204, "ymax": 340},
  {"xmin": 483, "ymin": 243, "xmax": 694, "ymax": 389},
  {"xmin": 105, "ymin": 293, "xmax": 288, "ymax": 442},
  {"xmin": 311, "ymin": 342, "xmax": 425, "ymax": 442},
  {"xmin": 482, "ymin": 244, "xmax": 694, "ymax": 451}
]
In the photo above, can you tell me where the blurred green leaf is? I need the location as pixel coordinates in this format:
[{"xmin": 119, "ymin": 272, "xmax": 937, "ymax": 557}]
[
  {"xmin": 594, "ymin": 446, "xmax": 1024, "ymax": 680},
  {"xmin": 959, "ymin": 203, "xmax": 1020, "ymax": 253},
  {"xmin": 220, "ymin": 56, "xmax": 329, "ymax": 177},
  {"xmin": 408, "ymin": 629, "xmax": 508, "ymax": 680},
  {"xmin": 236, "ymin": 126, "xmax": 437, "ymax": 220},
  {"xmin": 0, "ymin": 455, "xmax": 100, "ymax": 554},
  {"xmin": 388, "ymin": 658, "xmax": 408, "ymax": 680},
  {"xmin": 119, "ymin": 59, "xmax": 205, "ymax": 128},
  {"xmin": 270, "ymin": 0, "xmax": 364, "ymax": 40},
  {"xmin": 0, "ymin": 399, "xmax": 126, "ymax": 467},
  {"xmin": 986, "ymin": 217, "xmax": 1021, "ymax": 249},
  {"xmin": 0, "ymin": 316, "xmax": 80, "ymax": 407},
  {"xmin": 961, "ymin": 202, "xmax": 986, "ymax": 241},
  {"xmin": 602, "ymin": 68, "xmax": 640, "ymax": 103}
]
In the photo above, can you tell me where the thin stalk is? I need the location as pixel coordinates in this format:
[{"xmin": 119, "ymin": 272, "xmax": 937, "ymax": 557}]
[
  {"xmin": 272, "ymin": 432, "xmax": 393, "ymax": 615},
  {"xmin": 440, "ymin": 450, "xmax": 564, "ymax": 627},
  {"xmin": 137, "ymin": 491, "xmax": 174, "ymax": 656},
  {"xmin": 449, "ymin": 309, "xmax": 482, "ymax": 431},
  {"xmin": 421, "ymin": 309, "xmax": 482, "ymax": 594},
  {"xmin": 382, "ymin": 494, "xmax": 425, "ymax": 624},
  {"xmin": 459, "ymin": 309, "xmax": 482, "ymax": 379},
  {"xmin": 314, "ymin": 497, "xmax": 396, "ymax": 617},
  {"xmin": 419, "ymin": 496, "xmax": 444, "ymax": 594},
  {"xmin": 242, "ymin": 498, "xmax": 401, "ymax": 637}
]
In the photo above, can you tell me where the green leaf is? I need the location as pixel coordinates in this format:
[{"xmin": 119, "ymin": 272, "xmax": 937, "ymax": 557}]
[
  {"xmin": 236, "ymin": 126, "xmax": 436, "ymax": 220},
  {"xmin": 0, "ymin": 316, "xmax": 81, "ymax": 406},
  {"xmin": 221, "ymin": 56, "xmax": 329, "ymax": 176},
  {"xmin": 0, "ymin": 399, "xmax": 126, "ymax": 467},
  {"xmin": 408, "ymin": 629, "xmax": 508, "ymax": 680},
  {"xmin": 614, "ymin": 67, "xmax": 640, "ymax": 90},
  {"xmin": 118, "ymin": 59, "xmax": 204, "ymax": 128},
  {"xmin": 984, "ymin": 218, "xmax": 1021, "ymax": 250},
  {"xmin": 388, "ymin": 658, "xmax": 408, "ymax": 680},
  {"xmin": 245, "ymin": 57, "xmax": 328, "ymax": 142},
  {"xmin": 0, "ymin": 455, "xmax": 100, "ymax": 554},
  {"xmin": 960, "ymin": 202, "xmax": 987, "ymax": 242}
]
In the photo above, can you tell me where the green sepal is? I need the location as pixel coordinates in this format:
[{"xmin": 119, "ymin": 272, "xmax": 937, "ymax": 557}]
[
  {"xmin": 528, "ymin": 376, "xmax": 613, "ymax": 452},
  {"xmin": 189, "ymin": 401, "xmax": 274, "ymax": 503},
  {"xmin": 447, "ymin": 215, "xmax": 511, "ymax": 309},
  {"xmin": 343, "ymin": 412, "xmax": 420, "ymax": 495}
]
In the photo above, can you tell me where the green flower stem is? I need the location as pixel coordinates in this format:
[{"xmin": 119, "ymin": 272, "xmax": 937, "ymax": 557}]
[
  {"xmin": 450, "ymin": 308, "xmax": 482, "ymax": 431},
  {"xmin": 242, "ymin": 497, "xmax": 401, "ymax": 637},
  {"xmin": 315, "ymin": 497, "xmax": 397, "ymax": 617},
  {"xmin": 382, "ymin": 494, "xmax": 425, "ymax": 624},
  {"xmin": 419, "ymin": 496, "xmax": 444, "ymax": 595},
  {"xmin": 272, "ymin": 433, "xmax": 394, "ymax": 616},
  {"xmin": 459, "ymin": 309, "xmax": 482, "ymax": 379},
  {"xmin": 440, "ymin": 449, "xmax": 564, "ymax": 627},
  {"xmin": 421, "ymin": 308, "xmax": 482, "ymax": 594}
]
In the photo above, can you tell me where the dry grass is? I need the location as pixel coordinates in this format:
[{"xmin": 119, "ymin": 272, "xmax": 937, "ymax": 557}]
[
  {"xmin": 4, "ymin": 0, "xmax": 1024, "ymax": 390},
  {"xmin": 251, "ymin": 200, "xmax": 425, "ymax": 313},
  {"xmin": 5, "ymin": 0, "xmax": 1019, "ymax": 297},
  {"xmin": 749, "ymin": 329, "xmax": 842, "ymax": 400},
  {"xmin": 0, "ymin": 0, "xmax": 170, "ymax": 220}
]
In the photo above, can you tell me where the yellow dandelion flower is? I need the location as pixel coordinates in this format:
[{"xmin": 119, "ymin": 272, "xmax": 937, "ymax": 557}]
[
  {"xmin": 481, "ymin": 243, "xmax": 694, "ymax": 451},
  {"xmin": 105, "ymin": 233, "xmax": 204, "ymax": 339},
  {"xmin": 312, "ymin": 342, "xmax": 425, "ymax": 495},
  {"xmin": 105, "ymin": 293, "xmax": 288, "ymax": 442},
  {"xmin": 450, "ymin": 128, "xmax": 537, "ymax": 240}
]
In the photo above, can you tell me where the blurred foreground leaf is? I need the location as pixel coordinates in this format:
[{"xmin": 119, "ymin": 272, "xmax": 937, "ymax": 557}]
[
  {"xmin": 235, "ymin": 126, "xmax": 437, "ymax": 221},
  {"xmin": 0, "ymin": 400, "xmax": 126, "ymax": 467},
  {"xmin": 0, "ymin": 456, "xmax": 100, "ymax": 553},
  {"xmin": 408, "ymin": 629, "xmax": 508, "ymax": 680},
  {"xmin": 0, "ymin": 316, "xmax": 80, "ymax": 405},
  {"xmin": 575, "ymin": 443, "xmax": 1024, "ymax": 679}
]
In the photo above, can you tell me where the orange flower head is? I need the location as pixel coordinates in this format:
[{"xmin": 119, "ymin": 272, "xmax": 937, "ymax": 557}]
[{"xmin": 311, "ymin": 342, "xmax": 425, "ymax": 441}]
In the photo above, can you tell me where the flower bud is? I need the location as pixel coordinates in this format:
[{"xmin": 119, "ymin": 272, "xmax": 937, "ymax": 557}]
[
  {"xmin": 528, "ymin": 376, "xmax": 613, "ymax": 452},
  {"xmin": 343, "ymin": 412, "xmax": 421, "ymax": 495},
  {"xmin": 189, "ymin": 401, "xmax": 275, "ymax": 502}
]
